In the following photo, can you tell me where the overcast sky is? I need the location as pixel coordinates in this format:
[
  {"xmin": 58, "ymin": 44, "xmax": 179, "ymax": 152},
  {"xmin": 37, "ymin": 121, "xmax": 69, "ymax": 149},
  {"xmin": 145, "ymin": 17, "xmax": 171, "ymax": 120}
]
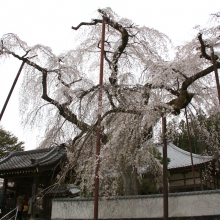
[{"xmin": 0, "ymin": 0, "xmax": 219, "ymax": 150}]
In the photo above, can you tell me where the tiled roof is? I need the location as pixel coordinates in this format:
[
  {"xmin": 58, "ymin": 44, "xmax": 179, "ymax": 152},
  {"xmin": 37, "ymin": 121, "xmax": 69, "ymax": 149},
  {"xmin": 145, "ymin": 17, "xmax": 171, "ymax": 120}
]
[
  {"xmin": 156, "ymin": 142, "xmax": 213, "ymax": 170},
  {"xmin": 0, "ymin": 144, "xmax": 66, "ymax": 172}
]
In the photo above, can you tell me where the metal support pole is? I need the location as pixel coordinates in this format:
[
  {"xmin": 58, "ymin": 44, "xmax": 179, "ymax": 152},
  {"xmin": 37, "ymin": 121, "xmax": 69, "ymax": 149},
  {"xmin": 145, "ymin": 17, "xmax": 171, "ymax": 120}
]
[
  {"xmin": 162, "ymin": 116, "xmax": 168, "ymax": 220},
  {"xmin": 0, "ymin": 61, "xmax": 25, "ymax": 121},
  {"xmin": 211, "ymin": 47, "xmax": 220, "ymax": 105},
  {"xmin": 185, "ymin": 108, "xmax": 196, "ymax": 190},
  {"xmin": 94, "ymin": 19, "xmax": 105, "ymax": 220}
]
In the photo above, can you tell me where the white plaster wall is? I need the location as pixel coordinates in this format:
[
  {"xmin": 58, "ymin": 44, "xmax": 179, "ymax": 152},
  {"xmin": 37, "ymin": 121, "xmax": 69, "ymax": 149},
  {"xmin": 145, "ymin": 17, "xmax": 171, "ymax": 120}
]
[{"xmin": 51, "ymin": 190, "xmax": 220, "ymax": 219}]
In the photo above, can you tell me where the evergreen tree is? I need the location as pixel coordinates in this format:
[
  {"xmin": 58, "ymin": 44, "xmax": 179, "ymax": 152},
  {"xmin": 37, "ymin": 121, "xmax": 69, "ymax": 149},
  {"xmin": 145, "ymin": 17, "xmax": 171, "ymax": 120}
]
[
  {"xmin": 167, "ymin": 110, "xmax": 220, "ymax": 156},
  {"xmin": 0, "ymin": 127, "xmax": 24, "ymax": 159}
]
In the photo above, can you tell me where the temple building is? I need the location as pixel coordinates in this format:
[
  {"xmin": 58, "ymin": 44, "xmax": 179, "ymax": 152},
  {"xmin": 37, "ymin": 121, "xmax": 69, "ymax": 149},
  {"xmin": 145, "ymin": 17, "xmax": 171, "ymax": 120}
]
[
  {"xmin": 0, "ymin": 144, "xmax": 66, "ymax": 219},
  {"xmin": 0, "ymin": 142, "xmax": 219, "ymax": 219},
  {"xmin": 156, "ymin": 142, "xmax": 218, "ymax": 192}
]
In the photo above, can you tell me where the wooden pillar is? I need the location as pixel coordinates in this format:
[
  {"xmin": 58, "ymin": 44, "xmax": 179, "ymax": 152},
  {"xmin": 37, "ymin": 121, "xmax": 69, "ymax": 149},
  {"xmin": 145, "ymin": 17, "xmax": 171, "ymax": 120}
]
[
  {"xmin": 31, "ymin": 176, "xmax": 39, "ymax": 220},
  {"xmin": 14, "ymin": 180, "xmax": 19, "ymax": 208},
  {"xmin": 42, "ymin": 179, "xmax": 50, "ymax": 219},
  {"xmin": 217, "ymin": 176, "xmax": 219, "ymax": 189},
  {"xmin": 200, "ymin": 170, "xmax": 204, "ymax": 190},
  {"xmin": 2, "ymin": 178, "xmax": 8, "ymax": 195},
  {"xmin": 213, "ymin": 175, "xmax": 216, "ymax": 189},
  {"xmin": 183, "ymin": 173, "xmax": 186, "ymax": 190}
]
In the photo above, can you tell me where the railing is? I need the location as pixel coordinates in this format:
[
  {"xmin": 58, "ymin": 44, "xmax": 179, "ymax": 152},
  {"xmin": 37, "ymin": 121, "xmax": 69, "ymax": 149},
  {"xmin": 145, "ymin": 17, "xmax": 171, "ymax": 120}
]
[{"xmin": 0, "ymin": 206, "xmax": 18, "ymax": 220}]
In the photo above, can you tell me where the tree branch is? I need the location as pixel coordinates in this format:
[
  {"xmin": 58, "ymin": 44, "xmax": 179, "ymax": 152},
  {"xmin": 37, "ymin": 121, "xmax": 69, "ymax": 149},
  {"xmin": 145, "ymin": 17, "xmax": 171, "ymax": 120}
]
[
  {"xmin": 198, "ymin": 33, "xmax": 218, "ymax": 61},
  {"xmin": 182, "ymin": 64, "xmax": 220, "ymax": 90},
  {"xmin": 9, "ymin": 51, "xmax": 91, "ymax": 132},
  {"xmin": 101, "ymin": 108, "xmax": 141, "ymax": 122},
  {"xmin": 72, "ymin": 19, "xmax": 102, "ymax": 30},
  {"xmin": 72, "ymin": 9, "xmax": 130, "ymax": 86},
  {"xmin": 99, "ymin": 10, "xmax": 129, "ymax": 85},
  {"xmin": 103, "ymin": 86, "xmax": 116, "ymax": 109},
  {"xmin": 78, "ymin": 85, "xmax": 100, "ymax": 99},
  {"xmin": 198, "ymin": 33, "xmax": 212, "ymax": 60}
]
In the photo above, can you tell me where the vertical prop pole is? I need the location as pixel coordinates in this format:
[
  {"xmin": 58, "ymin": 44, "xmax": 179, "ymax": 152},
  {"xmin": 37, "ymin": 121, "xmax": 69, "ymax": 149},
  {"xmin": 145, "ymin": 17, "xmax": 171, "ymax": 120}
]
[
  {"xmin": 211, "ymin": 47, "xmax": 220, "ymax": 105},
  {"xmin": 94, "ymin": 19, "xmax": 105, "ymax": 220},
  {"xmin": 0, "ymin": 61, "xmax": 25, "ymax": 121},
  {"xmin": 162, "ymin": 116, "xmax": 168, "ymax": 220},
  {"xmin": 185, "ymin": 108, "xmax": 196, "ymax": 190}
]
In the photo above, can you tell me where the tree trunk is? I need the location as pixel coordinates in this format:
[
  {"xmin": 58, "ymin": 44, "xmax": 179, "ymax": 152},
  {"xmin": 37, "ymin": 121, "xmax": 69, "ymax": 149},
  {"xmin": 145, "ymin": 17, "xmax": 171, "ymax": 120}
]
[{"xmin": 122, "ymin": 165, "xmax": 139, "ymax": 195}]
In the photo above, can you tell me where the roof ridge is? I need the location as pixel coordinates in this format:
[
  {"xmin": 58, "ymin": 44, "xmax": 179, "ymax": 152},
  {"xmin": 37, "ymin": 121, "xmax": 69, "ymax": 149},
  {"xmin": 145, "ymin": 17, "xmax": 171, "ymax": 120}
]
[
  {"xmin": 30, "ymin": 145, "xmax": 66, "ymax": 165},
  {"xmin": 11, "ymin": 148, "xmax": 49, "ymax": 155},
  {"xmin": 169, "ymin": 143, "xmax": 213, "ymax": 159},
  {"xmin": 0, "ymin": 145, "xmax": 66, "ymax": 172},
  {"xmin": 0, "ymin": 148, "xmax": 51, "ymax": 165},
  {"xmin": 0, "ymin": 152, "xmax": 13, "ymax": 165},
  {"xmin": 0, "ymin": 148, "xmax": 55, "ymax": 164}
]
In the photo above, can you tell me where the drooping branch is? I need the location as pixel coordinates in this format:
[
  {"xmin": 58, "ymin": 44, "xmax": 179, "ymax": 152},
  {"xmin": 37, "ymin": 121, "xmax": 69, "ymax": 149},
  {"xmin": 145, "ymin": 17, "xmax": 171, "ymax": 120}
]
[
  {"xmin": 3, "ymin": 45, "xmax": 113, "ymax": 144},
  {"xmin": 100, "ymin": 108, "xmax": 141, "ymax": 122},
  {"xmin": 71, "ymin": 130, "xmax": 85, "ymax": 148},
  {"xmin": 72, "ymin": 9, "xmax": 130, "ymax": 86},
  {"xmin": 62, "ymin": 91, "xmax": 73, "ymax": 106},
  {"xmin": 98, "ymin": 9, "xmax": 129, "ymax": 85},
  {"xmin": 56, "ymin": 69, "xmax": 82, "ymax": 88},
  {"xmin": 103, "ymin": 86, "xmax": 116, "ymax": 109},
  {"xmin": 172, "ymin": 68, "xmax": 188, "ymax": 79},
  {"xmin": 142, "ymin": 83, "xmax": 179, "ymax": 97},
  {"xmin": 78, "ymin": 85, "xmax": 100, "ymax": 99},
  {"xmin": 41, "ymin": 72, "xmax": 91, "ymax": 132},
  {"xmin": 8, "ymin": 51, "xmax": 92, "ymax": 132}
]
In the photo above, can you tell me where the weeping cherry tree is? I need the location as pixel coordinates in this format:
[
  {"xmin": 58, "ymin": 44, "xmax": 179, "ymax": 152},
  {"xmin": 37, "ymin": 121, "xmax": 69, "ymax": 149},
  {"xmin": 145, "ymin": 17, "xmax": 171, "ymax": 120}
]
[{"xmin": 0, "ymin": 9, "xmax": 220, "ymax": 195}]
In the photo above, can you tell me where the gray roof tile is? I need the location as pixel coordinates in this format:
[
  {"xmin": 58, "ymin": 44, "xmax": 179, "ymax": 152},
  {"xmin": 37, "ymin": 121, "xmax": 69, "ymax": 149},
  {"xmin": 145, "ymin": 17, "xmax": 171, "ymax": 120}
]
[
  {"xmin": 0, "ymin": 144, "xmax": 66, "ymax": 171},
  {"xmin": 156, "ymin": 142, "xmax": 213, "ymax": 169}
]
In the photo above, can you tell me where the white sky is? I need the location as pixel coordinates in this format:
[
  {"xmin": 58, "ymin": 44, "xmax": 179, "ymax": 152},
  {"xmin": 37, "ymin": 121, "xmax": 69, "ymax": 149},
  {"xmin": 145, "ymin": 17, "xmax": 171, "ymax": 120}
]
[{"xmin": 0, "ymin": 0, "xmax": 219, "ymax": 150}]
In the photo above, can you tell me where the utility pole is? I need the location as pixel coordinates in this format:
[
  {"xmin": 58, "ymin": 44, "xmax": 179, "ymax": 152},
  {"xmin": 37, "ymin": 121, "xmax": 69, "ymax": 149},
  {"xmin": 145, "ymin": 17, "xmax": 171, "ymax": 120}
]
[{"xmin": 94, "ymin": 18, "xmax": 105, "ymax": 220}]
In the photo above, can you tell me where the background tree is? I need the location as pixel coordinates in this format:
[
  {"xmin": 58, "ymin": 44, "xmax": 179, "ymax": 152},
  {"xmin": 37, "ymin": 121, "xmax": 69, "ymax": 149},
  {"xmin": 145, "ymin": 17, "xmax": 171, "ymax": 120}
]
[
  {"xmin": 167, "ymin": 108, "xmax": 220, "ymax": 156},
  {"xmin": 0, "ymin": 8, "xmax": 220, "ymax": 195},
  {"xmin": 0, "ymin": 126, "xmax": 24, "ymax": 159}
]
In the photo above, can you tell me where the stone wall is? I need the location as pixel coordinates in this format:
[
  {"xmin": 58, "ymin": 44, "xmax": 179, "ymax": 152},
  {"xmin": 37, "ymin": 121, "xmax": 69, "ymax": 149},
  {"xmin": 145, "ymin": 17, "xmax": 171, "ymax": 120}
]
[{"xmin": 51, "ymin": 190, "xmax": 220, "ymax": 219}]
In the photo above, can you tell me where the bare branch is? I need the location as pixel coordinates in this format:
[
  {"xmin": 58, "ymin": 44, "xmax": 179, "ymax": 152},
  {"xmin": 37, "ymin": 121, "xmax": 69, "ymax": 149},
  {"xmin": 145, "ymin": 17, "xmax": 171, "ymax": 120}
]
[
  {"xmin": 198, "ymin": 33, "xmax": 212, "ymax": 60},
  {"xmin": 101, "ymin": 108, "xmax": 141, "ymax": 121},
  {"xmin": 172, "ymin": 68, "xmax": 188, "ymax": 79},
  {"xmin": 9, "ymin": 51, "xmax": 92, "ymax": 132},
  {"xmin": 56, "ymin": 69, "xmax": 82, "ymax": 88},
  {"xmin": 22, "ymin": 49, "xmax": 31, "ymax": 58},
  {"xmin": 103, "ymin": 86, "xmax": 116, "ymax": 109},
  {"xmin": 182, "ymin": 64, "xmax": 220, "ymax": 90},
  {"xmin": 72, "ymin": 19, "xmax": 102, "ymax": 30},
  {"xmin": 198, "ymin": 33, "xmax": 218, "ymax": 61},
  {"xmin": 78, "ymin": 85, "xmax": 99, "ymax": 99}
]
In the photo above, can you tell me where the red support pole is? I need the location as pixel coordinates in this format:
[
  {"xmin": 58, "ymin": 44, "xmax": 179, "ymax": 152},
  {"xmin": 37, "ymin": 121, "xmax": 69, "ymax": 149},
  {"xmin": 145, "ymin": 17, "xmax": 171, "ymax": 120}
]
[
  {"xmin": 94, "ymin": 19, "xmax": 105, "ymax": 220},
  {"xmin": 185, "ymin": 108, "xmax": 196, "ymax": 190},
  {"xmin": 162, "ymin": 116, "xmax": 168, "ymax": 220},
  {"xmin": 211, "ymin": 47, "xmax": 220, "ymax": 105}
]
